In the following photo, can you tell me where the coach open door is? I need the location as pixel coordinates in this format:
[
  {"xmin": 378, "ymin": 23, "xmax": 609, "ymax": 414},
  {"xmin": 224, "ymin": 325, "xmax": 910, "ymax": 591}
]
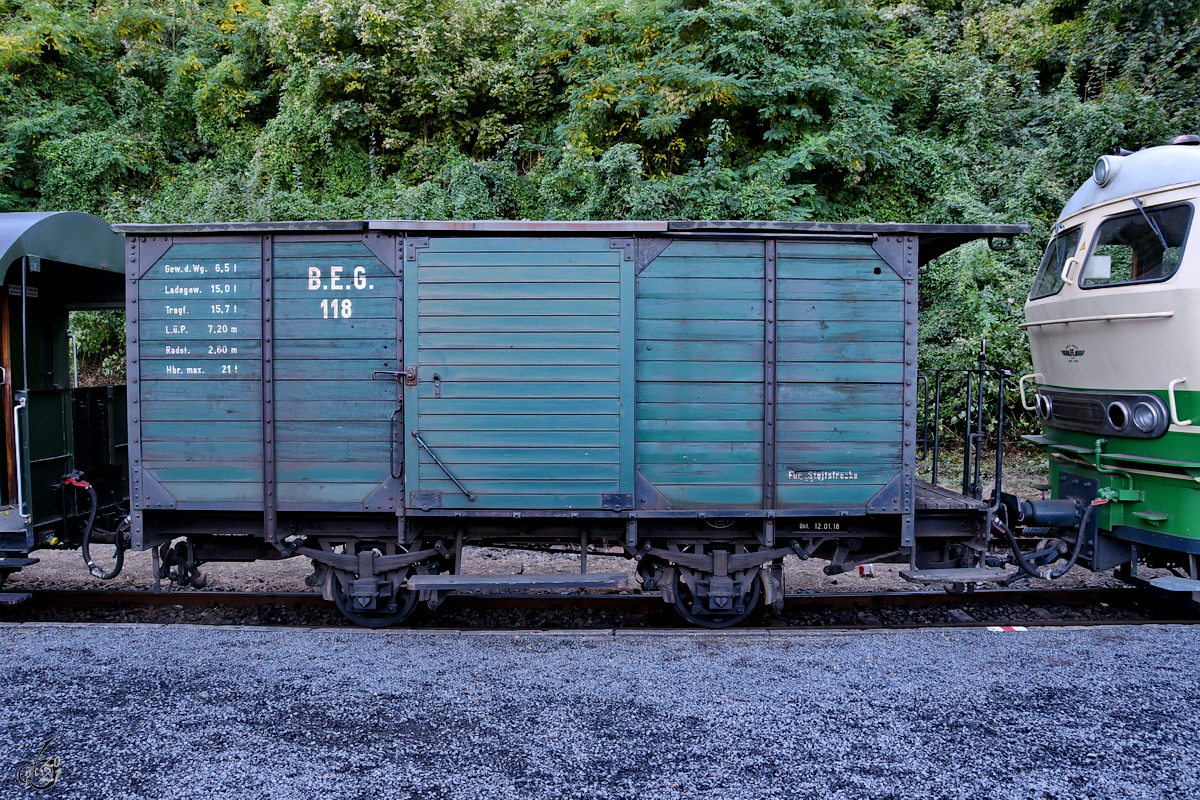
[{"xmin": 399, "ymin": 232, "xmax": 635, "ymax": 512}]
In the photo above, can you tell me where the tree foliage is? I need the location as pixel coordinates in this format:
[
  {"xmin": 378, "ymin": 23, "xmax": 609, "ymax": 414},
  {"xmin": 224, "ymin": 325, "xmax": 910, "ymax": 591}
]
[{"xmin": 3, "ymin": 0, "xmax": 1198, "ymax": 425}]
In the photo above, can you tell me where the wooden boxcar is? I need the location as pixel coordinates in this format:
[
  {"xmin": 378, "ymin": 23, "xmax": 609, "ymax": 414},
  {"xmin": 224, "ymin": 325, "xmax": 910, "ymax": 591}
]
[{"xmin": 116, "ymin": 219, "xmax": 1025, "ymax": 626}]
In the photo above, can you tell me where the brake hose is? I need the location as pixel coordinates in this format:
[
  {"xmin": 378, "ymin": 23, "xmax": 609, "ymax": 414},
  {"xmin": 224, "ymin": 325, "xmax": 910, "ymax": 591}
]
[
  {"xmin": 65, "ymin": 475, "xmax": 124, "ymax": 580},
  {"xmin": 1050, "ymin": 500, "xmax": 1101, "ymax": 579},
  {"xmin": 995, "ymin": 499, "xmax": 1101, "ymax": 580}
]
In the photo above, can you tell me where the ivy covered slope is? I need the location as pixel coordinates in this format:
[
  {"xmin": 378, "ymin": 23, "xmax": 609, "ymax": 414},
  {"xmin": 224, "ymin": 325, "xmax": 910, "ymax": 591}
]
[{"xmin": 1, "ymin": 0, "xmax": 1198, "ymax": 418}]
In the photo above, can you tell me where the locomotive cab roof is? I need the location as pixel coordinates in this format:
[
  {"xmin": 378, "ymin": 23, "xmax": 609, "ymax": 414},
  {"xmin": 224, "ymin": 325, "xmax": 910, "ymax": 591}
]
[{"xmin": 1061, "ymin": 142, "xmax": 1200, "ymax": 222}]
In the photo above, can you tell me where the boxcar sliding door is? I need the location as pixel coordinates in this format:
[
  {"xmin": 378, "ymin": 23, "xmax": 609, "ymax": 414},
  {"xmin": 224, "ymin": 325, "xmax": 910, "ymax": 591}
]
[{"xmin": 403, "ymin": 236, "xmax": 635, "ymax": 511}]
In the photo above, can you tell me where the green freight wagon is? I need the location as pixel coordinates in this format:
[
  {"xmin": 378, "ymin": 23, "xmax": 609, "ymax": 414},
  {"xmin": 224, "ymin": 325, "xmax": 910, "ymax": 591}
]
[{"xmin": 116, "ymin": 219, "xmax": 1025, "ymax": 626}]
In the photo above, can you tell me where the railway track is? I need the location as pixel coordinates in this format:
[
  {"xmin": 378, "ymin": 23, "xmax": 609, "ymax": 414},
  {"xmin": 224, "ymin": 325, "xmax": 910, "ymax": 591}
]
[{"xmin": 1, "ymin": 586, "xmax": 1197, "ymax": 630}]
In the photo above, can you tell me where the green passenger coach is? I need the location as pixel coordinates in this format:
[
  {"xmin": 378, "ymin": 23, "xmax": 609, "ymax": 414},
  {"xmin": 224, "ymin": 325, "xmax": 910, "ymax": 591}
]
[{"xmin": 114, "ymin": 219, "xmax": 1027, "ymax": 626}]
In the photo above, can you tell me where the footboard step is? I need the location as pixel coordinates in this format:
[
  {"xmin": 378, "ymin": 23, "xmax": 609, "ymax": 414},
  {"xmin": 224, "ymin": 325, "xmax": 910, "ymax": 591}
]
[
  {"xmin": 899, "ymin": 568, "xmax": 1012, "ymax": 584},
  {"xmin": 0, "ymin": 592, "xmax": 32, "ymax": 605},
  {"xmin": 406, "ymin": 573, "xmax": 628, "ymax": 591},
  {"xmin": 1149, "ymin": 576, "xmax": 1200, "ymax": 593}
]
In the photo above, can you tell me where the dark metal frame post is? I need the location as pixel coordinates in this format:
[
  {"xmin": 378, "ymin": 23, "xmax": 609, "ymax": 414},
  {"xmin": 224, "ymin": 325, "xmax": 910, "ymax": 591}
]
[
  {"xmin": 262, "ymin": 235, "xmax": 277, "ymax": 542},
  {"xmin": 763, "ymin": 239, "xmax": 777, "ymax": 546}
]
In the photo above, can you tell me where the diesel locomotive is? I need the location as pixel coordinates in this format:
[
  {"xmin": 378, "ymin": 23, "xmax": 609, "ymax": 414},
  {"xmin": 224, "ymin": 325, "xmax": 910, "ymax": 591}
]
[
  {"xmin": 11, "ymin": 143, "xmax": 1200, "ymax": 628},
  {"xmin": 1020, "ymin": 137, "xmax": 1200, "ymax": 606}
]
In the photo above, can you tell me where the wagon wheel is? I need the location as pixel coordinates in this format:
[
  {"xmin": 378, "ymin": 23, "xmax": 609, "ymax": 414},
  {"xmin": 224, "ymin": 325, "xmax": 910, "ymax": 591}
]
[
  {"xmin": 330, "ymin": 569, "xmax": 419, "ymax": 628},
  {"xmin": 673, "ymin": 571, "xmax": 762, "ymax": 629}
]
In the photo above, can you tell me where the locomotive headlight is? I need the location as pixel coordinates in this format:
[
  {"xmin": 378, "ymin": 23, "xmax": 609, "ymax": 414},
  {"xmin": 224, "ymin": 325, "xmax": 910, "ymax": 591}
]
[
  {"xmin": 1093, "ymin": 155, "xmax": 1124, "ymax": 187},
  {"xmin": 1036, "ymin": 393, "xmax": 1053, "ymax": 420},
  {"xmin": 1132, "ymin": 402, "xmax": 1160, "ymax": 432},
  {"xmin": 1107, "ymin": 402, "xmax": 1129, "ymax": 431}
]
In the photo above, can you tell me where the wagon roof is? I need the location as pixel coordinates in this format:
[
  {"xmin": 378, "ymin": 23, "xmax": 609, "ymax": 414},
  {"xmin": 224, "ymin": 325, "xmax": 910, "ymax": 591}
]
[{"xmin": 112, "ymin": 219, "xmax": 1029, "ymax": 266}]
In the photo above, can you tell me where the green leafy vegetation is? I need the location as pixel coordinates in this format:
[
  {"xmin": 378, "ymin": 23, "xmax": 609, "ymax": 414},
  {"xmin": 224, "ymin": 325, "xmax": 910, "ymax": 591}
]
[{"xmin": 3, "ymin": 0, "xmax": 1198, "ymax": 426}]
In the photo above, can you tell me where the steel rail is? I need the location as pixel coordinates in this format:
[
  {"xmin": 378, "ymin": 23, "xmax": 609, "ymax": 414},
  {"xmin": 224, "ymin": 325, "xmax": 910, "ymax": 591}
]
[{"xmin": 3, "ymin": 586, "xmax": 1196, "ymax": 630}]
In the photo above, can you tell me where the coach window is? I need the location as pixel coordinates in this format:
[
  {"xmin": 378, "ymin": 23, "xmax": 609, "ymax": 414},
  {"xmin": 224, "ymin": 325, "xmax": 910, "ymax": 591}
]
[
  {"xmin": 1079, "ymin": 203, "xmax": 1192, "ymax": 288},
  {"xmin": 1029, "ymin": 225, "xmax": 1083, "ymax": 299}
]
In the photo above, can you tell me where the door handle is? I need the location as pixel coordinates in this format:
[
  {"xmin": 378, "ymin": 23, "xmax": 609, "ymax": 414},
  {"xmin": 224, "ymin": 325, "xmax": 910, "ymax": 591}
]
[{"xmin": 372, "ymin": 366, "xmax": 419, "ymax": 387}]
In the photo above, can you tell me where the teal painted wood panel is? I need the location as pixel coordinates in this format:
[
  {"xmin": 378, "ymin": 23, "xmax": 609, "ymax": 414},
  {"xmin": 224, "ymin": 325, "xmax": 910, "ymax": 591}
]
[
  {"xmin": 272, "ymin": 339, "xmax": 395, "ymax": 360},
  {"xmin": 421, "ymin": 414, "xmax": 618, "ymax": 431},
  {"xmin": 140, "ymin": 360, "xmax": 260, "ymax": 381},
  {"xmin": 167, "ymin": 483, "xmax": 264, "ymax": 504},
  {"xmin": 410, "ymin": 447, "xmax": 618, "ymax": 465},
  {"xmin": 633, "ymin": 483, "xmax": 762, "ymax": 506},
  {"xmin": 776, "ymin": 484, "xmax": 883, "ymax": 505},
  {"xmin": 420, "ymin": 315, "xmax": 620, "ymax": 333},
  {"xmin": 636, "ymin": 277, "xmax": 764, "ymax": 300},
  {"xmin": 636, "ymin": 419, "xmax": 762, "ymax": 442},
  {"xmin": 638, "ymin": 298, "xmax": 764, "ymax": 320},
  {"xmin": 275, "ymin": 319, "xmax": 394, "ymax": 339},
  {"xmin": 418, "ymin": 282, "xmax": 619, "ymax": 300},
  {"xmin": 636, "ymin": 441, "xmax": 763, "ymax": 464},
  {"xmin": 637, "ymin": 383, "xmax": 764, "ymax": 404},
  {"xmin": 777, "ymin": 362, "xmax": 904, "ymax": 383},
  {"xmin": 419, "ymin": 332, "xmax": 620, "ymax": 350},
  {"xmin": 143, "ymin": 420, "xmax": 261, "ymax": 442},
  {"xmin": 637, "ymin": 340, "xmax": 763, "ymax": 361},
  {"xmin": 140, "ymin": 320, "xmax": 263, "ymax": 341},
  {"xmin": 276, "ymin": 440, "xmax": 390, "ymax": 462},
  {"xmin": 412, "ymin": 429, "xmax": 620, "ymax": 448},
  {"xmin": 274, "ymin": 380, "xmax": 395, "ymax": 402},
  {"xmin": 139, "ymin": 380, "xmax": 259, "ymax": 402},
  {"xmin": 777, "ymin": 280, "xmax": 903, "ymax": 301},
  {"xmin": 140, "ymin": 464, "xmax": 263, "ymax": 482},
  {"xmin": 777, "ymin": 320, "xmax": 904, "ymax": 342},
  {"xmin": 274, "ymin": 296, "xmax": 397, "ymax": 320},
  {"xmin": 416, "ymin": 364, "xmax": 620, "ymax": 382},
  {"xmin": 140, "ymin": 400, "xmax": 261, "ymax": 421},
  {"xmin": 277, "ymin": 483, "xmax": 380, "ymax": 504},
  {"xmin": 417, "ymin": 381, "xmax": 618, "ymax": 399},
  {"xmin": 272, "ymin": 239, "xmax": 398, "ymax": 498},
  {"xmin": 140, "ymin": 301, "xmax": 258, "ymax": 321},
  {"xmin": 141, "ymin": 339, "xmax": 262, "ymax": 360},
  {"xmin": 778, "ymin": 300, "xmax": 902, "ymax": 322},
  {"xmin": 776, "ymin": 241, "xmax": 884, "ymax": 262},
  {"xmin": 415, "ymin": 264, "xmax": 621, "ymax": 280},
  {"xmin": 634, "ymin": 238, "xmax": 766, "ymax": 507},
  {"xmin": 142, "ymin": 440, "xmax": 260, "ymax": 461},
  {"xmin": 431, "ymin": 494, "xmax": 618, "ymax": 510},
  {"xmin": 411, "ymin": 237, "xmax": 626, "ymax": 510},
  {"xmin": 636, "ymin": 361, "xmax": 761, "ymax": 382},
  {"xmin": 637, "ymin": 319, "xmax": 763, "ymax": 341},
  {"xmin": 777, "ymin": 341, "xmax": 903, "ymax": 363},
  {"xmin": 775, "ymin": 420, "xmax": 903, "ymax": 442},
  {"xmin": 637, "ymin": 401, "xmax": 763, "ymax": 420},
  {"xmin": 275, "ymin": 421, "xmax": 390, "ymax": 442},
  {"xmin": 419, "ymin": 348, "xmax": 618, "ymax": 367},
  {"xmin": 278, "ymin": 463, "xmax": 391, "ymax": 483},
  {"xmin": 424, "ymin": 237, "xmax": 625, "ymax": 253},
  {"xmin": 140, "ymin": 280, "xmax": 261, "ymax": 300},
  {"xmin": 414, "ymin": 460, "xmax": 621, "ymax": 481},
  {"xmin": 778, "ymin": 383, "xmax": 903, "ymax": 404}
]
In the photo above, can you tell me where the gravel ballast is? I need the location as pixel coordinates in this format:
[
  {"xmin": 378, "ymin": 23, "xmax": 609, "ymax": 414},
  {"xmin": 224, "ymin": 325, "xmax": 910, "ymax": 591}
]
[{"xmin": 0, "ymin": 624, "xmax": 1196, "ymax": 799}]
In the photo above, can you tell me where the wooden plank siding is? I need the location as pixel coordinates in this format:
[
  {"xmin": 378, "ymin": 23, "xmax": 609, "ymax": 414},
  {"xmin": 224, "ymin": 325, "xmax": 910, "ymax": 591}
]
[
  {"xmin": 773, "ymin": 241, "xmax": 905, "ymax": 506},
  {"xmin": 407, "ymin": 237, "xmax": 630, "ymax": 510},
  {"xmin": 271, "ymin": 239, "xmax": 399, "ymax": 506},
  {"xmin": 634, "ymin": 239, "xmax": 766, "ymax": 508},
  {"xmin": 136, "ymin": 241, "xmax": 264, "ymax": 505}
]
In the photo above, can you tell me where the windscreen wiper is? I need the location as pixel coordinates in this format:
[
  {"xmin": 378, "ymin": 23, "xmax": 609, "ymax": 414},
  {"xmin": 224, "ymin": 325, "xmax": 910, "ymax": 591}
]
[{"xmin": 1133, "ymin": 197, "xmax": 1170, "ymax": 254}]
